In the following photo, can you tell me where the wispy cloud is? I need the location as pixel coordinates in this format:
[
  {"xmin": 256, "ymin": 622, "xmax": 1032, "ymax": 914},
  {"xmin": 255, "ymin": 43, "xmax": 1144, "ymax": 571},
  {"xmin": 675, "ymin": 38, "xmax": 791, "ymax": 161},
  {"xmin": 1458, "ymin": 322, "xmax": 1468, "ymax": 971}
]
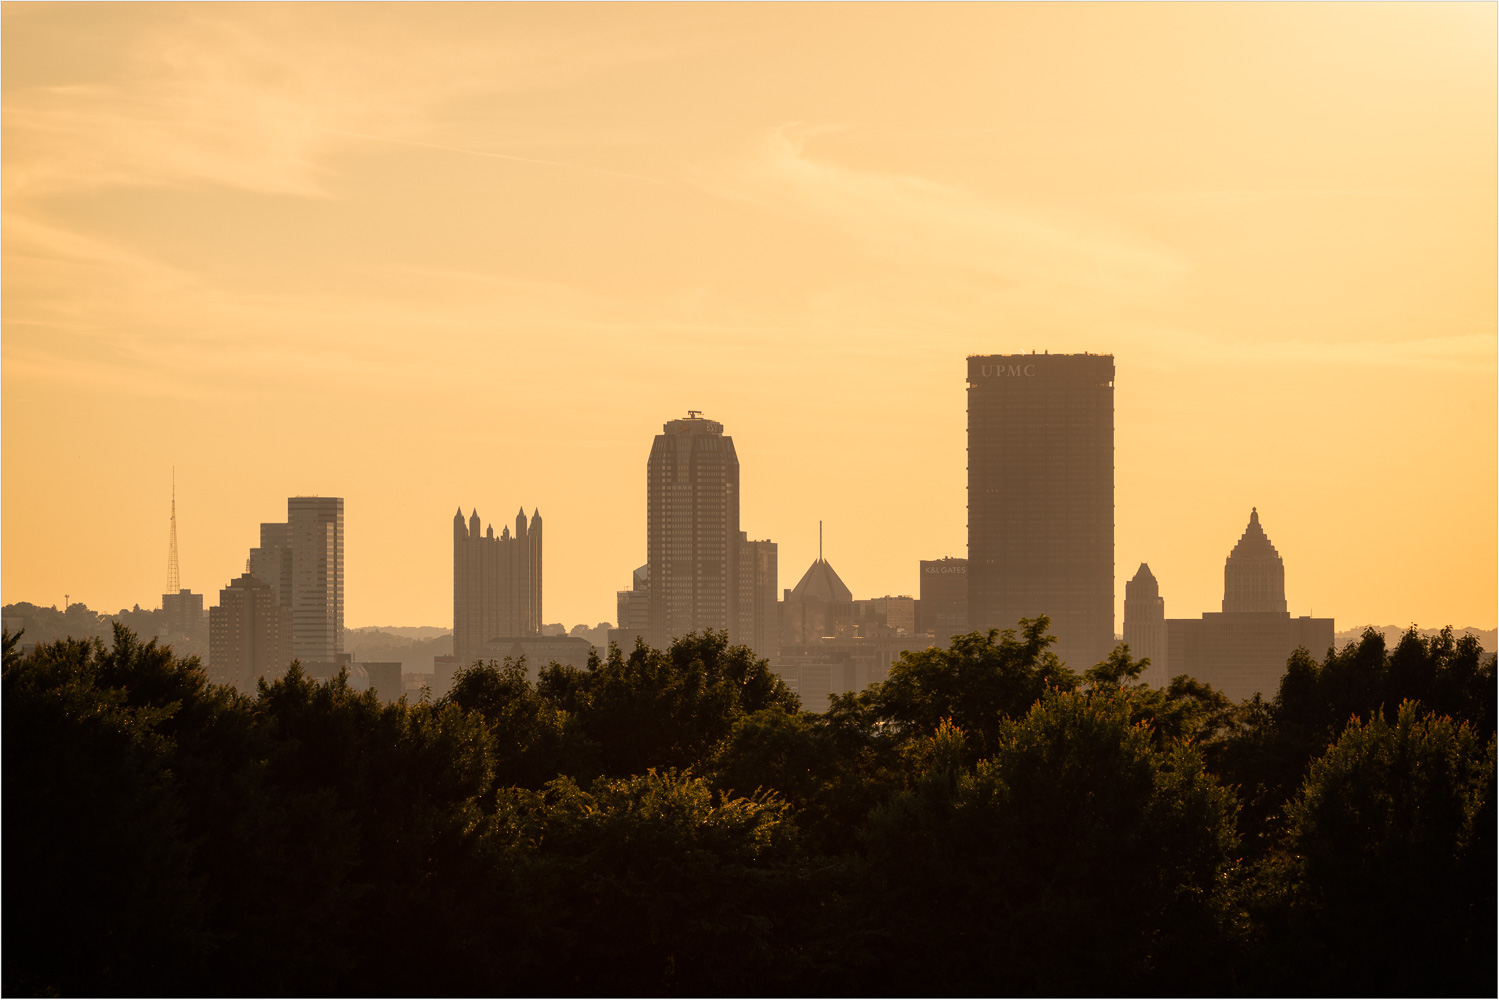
[
  {"xmin": 696, "ymin": 124, "xmax": 1186, "ymax": 296},
  {"xmin": 2, "ymin": 7, "xmax": 673, "ymax": 200},
  {"xmin": 1124, "ymin": 324, "xmax": 1496, "ymax": 373}
]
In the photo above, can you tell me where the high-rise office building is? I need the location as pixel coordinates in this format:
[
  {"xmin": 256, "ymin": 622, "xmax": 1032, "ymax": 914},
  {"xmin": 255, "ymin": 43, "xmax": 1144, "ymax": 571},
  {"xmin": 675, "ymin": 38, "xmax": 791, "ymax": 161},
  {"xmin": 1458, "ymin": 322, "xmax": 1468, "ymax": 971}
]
[
  {"xmin": 647, "ymin": 413, "xmax": 740, "ymax": 647},
  {"xmin": 209, "ymin": 573, "xmax": 293, "ymax": 690},
  {"xmin": 242, "ymin": 496, "xmax": 344, "ymax": 664},
  {"xmin": 1166, "ymin": 509, "xmax": 1333, "ymax": 701},
  {"xmin": 1124, "ymin": 563, "xmax": 1167, "ymax": 685},
  {"xmin": 779, "ymin": 555, "xmax": 854, "ymax": 645},
  {"xmin": 967, "ymin": 353, "xmax": 1114, "ymax": 669},
  {"xmin": 609, "ymin": 564, "xmax": 650, "ymax": 652},
  {"xmin": 452, "ymin": 506, "xmax": 543, "ymax": 668},
  {"xmin": 919, "ymin": 557, "xmax": 968, "ymax": 644},
  {"xmin": 736, "ymin": 532, "xmax": 778, "ymax": 662}
]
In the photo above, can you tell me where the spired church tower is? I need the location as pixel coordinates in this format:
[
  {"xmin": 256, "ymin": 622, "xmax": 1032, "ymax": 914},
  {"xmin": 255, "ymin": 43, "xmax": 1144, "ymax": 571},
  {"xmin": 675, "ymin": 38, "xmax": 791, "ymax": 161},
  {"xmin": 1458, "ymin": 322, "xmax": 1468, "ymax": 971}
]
[
  {"xmin": 1222, "ymin": 508, "xmax": 1287, "ymax": 613},
  {"xmin": 453, "ymin": 505, "xmax": 543, "ymax": 668}
]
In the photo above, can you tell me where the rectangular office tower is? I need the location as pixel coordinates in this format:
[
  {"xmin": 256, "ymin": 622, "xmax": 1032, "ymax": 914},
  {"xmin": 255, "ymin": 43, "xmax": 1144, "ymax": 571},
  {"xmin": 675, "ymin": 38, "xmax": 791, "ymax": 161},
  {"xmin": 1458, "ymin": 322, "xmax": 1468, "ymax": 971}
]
[
  {"xmin": 245, "ymin": 496, "xmax": 345, "ymax": 664},
  {"xmin": 967, "ymin": 353, "xmax": 1114, "ymax": 670},
  {"xmin": 647, "ymin": 413, "xmax": 740, "ymax": 648}
]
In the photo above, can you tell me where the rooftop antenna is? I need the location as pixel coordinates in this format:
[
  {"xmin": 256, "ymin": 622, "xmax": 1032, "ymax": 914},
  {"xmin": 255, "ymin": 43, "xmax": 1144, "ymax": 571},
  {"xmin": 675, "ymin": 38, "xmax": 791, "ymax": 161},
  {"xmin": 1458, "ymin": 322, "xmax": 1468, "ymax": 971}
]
[
  {"xmin": 167, "ymin": 467, "xmax": 180, "ymax": 594},
  {"xmin": 687, "ymin": 409, "xmax": 702, "ymax": 418},
  {"xmin": 819, "ymin": 520, "xmax": 823, "ymax": 562}
]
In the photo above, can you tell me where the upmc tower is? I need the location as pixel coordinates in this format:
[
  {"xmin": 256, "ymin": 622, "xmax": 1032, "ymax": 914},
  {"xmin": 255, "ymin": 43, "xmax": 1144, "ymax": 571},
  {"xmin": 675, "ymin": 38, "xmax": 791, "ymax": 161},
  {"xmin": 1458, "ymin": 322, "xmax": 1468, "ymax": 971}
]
[{"xmin": 967, "ymin": 353, "xmax": 1114, "ymax": 669}]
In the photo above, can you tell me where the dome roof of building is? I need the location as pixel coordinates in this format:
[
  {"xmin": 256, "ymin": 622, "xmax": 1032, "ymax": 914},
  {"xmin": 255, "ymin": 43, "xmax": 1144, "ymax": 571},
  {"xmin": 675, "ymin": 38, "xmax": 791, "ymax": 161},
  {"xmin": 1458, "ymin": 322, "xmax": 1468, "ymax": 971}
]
[{"xmin": 790, "ymin": 558, "xmax": 853, "ymax": 603}]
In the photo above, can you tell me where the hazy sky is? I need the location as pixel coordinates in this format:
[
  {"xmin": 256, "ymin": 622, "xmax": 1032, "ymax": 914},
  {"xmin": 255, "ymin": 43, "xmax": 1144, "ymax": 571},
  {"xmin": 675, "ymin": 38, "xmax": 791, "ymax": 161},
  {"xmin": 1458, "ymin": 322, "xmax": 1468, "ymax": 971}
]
[{"xmin": 4, "ymin": 3, "xmax": 1495, "ymax": 634}]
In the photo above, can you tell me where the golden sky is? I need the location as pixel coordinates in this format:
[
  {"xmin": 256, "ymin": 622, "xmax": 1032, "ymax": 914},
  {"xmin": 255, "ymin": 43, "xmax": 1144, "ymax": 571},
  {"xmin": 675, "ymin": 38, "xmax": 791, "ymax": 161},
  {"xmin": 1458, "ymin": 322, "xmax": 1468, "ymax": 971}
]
[{"xmin": 3, "ymin": 3, "xmax": 1495, "ymax": 634}]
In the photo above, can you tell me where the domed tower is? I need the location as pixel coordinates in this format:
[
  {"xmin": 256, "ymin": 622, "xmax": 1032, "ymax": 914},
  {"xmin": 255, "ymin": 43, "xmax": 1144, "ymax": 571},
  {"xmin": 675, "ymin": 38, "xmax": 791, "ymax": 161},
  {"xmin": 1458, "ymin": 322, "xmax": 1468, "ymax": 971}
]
[{"xmin": 1222, "ymin": 508, "xmax": 1286, "ymax": 613}]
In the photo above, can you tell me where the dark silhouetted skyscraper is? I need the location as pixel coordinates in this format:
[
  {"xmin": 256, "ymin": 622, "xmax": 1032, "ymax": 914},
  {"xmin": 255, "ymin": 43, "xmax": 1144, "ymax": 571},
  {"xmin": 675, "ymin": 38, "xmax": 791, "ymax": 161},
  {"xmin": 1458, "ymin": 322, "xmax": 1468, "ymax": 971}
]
[
  {"xmin": 737, "ymin": 532, "xmax": 778, "ymax": 662},
  {"xmin": 209, "ymin": 573, "xmax": 293, "ymax": 690},
  {"xmin": 1124, "ymin": 562, "xmax": 1166, "ymax": 684},
  {"xmin": 1222, "ymin": 508, "xmax": 1286, "ymax": 613},
  {"xmin": 919, "ymin": 557, "xmax": 968, "ymax": 645},
  {"xmin": 453, "ymin": 505, "xmax": 543, "ymax": 667},
  {"xmin": 647, "ymin": 413, "xmax": 739, "ymax": 647},
  {"xmin": 1166, "ymin": 509, "xmax": 1332, "ymax": 700},
  {"xmin": 967, "ymin": 353, "xmax": 1114, "ymax": 669},
  {"xmin": 240, "ymin": 496, "xmax": 344, "ymax": 664}
]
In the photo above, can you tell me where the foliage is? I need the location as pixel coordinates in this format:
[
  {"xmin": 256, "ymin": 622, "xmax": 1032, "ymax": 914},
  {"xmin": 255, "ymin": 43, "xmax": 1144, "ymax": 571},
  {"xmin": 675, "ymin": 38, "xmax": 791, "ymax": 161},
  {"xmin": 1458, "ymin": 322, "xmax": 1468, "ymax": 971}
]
[
  {"xmin": 839, "ymin": 615, "xmax": 1079, "ymax": 762},
  {"xmin": 858, "ymin": 691, "xmax": 1239, "ymax": 993},
  {"xmin": 3, "ymin": 619, "xmax": 1493, "ymax": 996},
  {"xmin": 1281, "ymin": 702, "xmax": 1495, "ymax": 995},
  {"xmin": 539, "ymin": 630, "xmax": 798, "ymax": 778}
]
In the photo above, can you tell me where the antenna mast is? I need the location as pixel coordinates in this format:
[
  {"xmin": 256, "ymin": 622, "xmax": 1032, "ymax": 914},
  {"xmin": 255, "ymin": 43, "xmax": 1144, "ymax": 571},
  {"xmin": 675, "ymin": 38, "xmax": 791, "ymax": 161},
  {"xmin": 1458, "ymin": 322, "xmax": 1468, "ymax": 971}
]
[{"xmin": 167, "ymin": 467, "xmax": 180, "ymax": 594}]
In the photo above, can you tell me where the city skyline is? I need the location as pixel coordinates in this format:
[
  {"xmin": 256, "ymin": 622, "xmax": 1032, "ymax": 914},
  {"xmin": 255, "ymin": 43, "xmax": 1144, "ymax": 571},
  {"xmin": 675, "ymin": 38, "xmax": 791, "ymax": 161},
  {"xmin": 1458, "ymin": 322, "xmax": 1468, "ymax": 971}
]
[{"xmin": 3, "ymin": 4, "xmax": 1494, "ymax": 633}]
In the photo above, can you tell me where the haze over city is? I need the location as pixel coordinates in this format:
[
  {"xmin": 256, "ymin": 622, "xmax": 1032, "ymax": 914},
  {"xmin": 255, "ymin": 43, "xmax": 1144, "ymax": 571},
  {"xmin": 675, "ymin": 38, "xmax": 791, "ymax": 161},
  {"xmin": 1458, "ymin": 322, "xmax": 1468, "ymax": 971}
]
[{"xmin": 3, "ymin": 2, "xmax": 1494, "ymax": 633}]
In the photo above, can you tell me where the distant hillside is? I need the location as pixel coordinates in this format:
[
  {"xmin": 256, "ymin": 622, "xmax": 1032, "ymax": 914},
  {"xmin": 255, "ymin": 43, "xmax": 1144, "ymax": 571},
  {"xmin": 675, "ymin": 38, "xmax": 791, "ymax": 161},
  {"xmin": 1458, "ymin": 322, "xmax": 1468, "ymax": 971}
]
[
  {"xmin": 1335, "ymin": 624, "xmax": 1495, "ymax": 653},
  {"xmin": 343, "ymin": 628, "xmax": 452, "ymax": 672},
  {"xmin": 348, "ymin": 625, "xmax": 451, "ymax": 640},
  {"xmin": 3, "ymin": 601, "xmax": 208, "ymax": 662}
]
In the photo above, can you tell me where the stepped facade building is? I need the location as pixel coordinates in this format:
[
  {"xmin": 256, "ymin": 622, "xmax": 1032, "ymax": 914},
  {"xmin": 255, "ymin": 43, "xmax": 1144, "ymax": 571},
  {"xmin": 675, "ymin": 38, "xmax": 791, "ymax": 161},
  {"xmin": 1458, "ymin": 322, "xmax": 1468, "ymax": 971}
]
[
  {"xmin": 1124, "ymin": 563, "xmax": 1167, "ymax": 685},
  {"xmin": 967, "ymin": 353, "xmax": 1115, "ymax": 670},
  {"xmin": 453, "ymin": 506, "xmax": 543, "ymax": 668},
  {"xmin": 1166, "ymin": 509, "xmax": 1333, "ymax": 700},
  {"xmin": 244, "ymin": 496, "xmax": 344, "ymax": 664}
]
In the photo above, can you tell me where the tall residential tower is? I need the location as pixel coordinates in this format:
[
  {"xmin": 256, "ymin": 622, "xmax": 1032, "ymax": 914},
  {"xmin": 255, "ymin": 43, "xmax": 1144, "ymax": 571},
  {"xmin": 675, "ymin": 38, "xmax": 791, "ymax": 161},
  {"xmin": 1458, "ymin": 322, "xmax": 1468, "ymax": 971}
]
[{"xmin": 967, "ymin": 353, "xmax": 1115, "ymax": 669}]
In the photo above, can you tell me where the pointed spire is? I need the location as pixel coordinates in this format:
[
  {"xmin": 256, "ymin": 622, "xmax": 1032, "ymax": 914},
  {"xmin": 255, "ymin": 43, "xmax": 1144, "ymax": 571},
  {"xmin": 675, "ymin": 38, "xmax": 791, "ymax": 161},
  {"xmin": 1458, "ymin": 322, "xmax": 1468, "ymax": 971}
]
[{"xmin": 166, "ymin": 467, "xmax": 180, "ymax": 594}]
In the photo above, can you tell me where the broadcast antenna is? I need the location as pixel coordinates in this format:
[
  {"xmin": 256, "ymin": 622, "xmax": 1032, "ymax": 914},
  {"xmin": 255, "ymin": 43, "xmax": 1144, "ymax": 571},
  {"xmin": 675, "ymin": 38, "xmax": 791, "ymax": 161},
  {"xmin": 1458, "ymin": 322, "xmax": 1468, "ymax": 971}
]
[{"xmin": 167, "ymin": 468, "xmax": 180, "ymax": 594}]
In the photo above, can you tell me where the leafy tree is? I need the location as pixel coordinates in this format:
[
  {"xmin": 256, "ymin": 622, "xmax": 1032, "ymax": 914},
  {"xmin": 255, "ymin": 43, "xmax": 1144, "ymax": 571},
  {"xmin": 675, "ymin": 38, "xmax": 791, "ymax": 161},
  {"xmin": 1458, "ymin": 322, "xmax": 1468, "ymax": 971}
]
[
  {"xmin": 859, "ymin": 689, "xmax": 1239, "ymax": 994},
  {"xmin": 441, "ymin": 657, "xmax": 593, "ymax": 790},
  {"xmin": 491, "ymin": 770, "xmax": 810, "ymax": 994},
  {"xmin": 1280, "ymin": 701, "xmax": 1495, "ymax": 995},
  {"xmin": 2, "ymin": 627, "xmax": 209, "ymax": 995},
  {"xmin": 708, "ymin": 704, "xmax": 906, "ymax": 856},
  {"xmin": 843, "ymin": 616, "xmax": 1079, "ymax": 762},
  {"xmin": 539, "ymin": 630, "xmax": 797, "ymax": 778},
  {"xmin": 1216, "ymin": 625, "xmax": 1495, "ymax": 859}
]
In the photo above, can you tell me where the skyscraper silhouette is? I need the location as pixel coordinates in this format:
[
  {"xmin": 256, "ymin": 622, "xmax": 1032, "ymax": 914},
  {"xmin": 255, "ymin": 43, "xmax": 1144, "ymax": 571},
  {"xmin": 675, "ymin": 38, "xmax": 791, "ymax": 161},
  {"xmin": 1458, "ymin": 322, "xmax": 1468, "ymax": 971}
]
[
  {"xmin": 209, "ymin": 573, "xmax": 293, "ymax": 690},
  {"xmin": 1166, "ymin": 509, "xmax": 1332, "ymax": 700},
  {"xmin": 967, "ymin": 353, "xmax": 1115, "ymax": 669},
  {"xmin": 1222, "ymin": 508, "xmax": 1286, "ymax": 612},
  {"xmin": 242, "ymin": 496, "xmax": 344, "ymax": 664},
  {"xmin": 647, "ymin": 412, "xmax": 740, "ymax": 648},
  {"xmin": 1124, "ymin": 563, "xmax": 1166, "ymax": 684},
  {"xmin": 452, "ymin": 505, "xmax": 543, "ymax": 668}
]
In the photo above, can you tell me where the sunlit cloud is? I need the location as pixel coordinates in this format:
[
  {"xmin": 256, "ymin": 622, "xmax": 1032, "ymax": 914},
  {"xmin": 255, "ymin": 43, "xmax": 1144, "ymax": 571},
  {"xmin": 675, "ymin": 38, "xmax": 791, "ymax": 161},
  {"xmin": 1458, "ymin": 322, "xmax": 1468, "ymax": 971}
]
[
  {"xmin": 697, "ymin": 124, "xmax": 1187, "ymax": 296},
  {"xmin": 1, "ymin": 7, "xmax": 676, "ymax": 200}
]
